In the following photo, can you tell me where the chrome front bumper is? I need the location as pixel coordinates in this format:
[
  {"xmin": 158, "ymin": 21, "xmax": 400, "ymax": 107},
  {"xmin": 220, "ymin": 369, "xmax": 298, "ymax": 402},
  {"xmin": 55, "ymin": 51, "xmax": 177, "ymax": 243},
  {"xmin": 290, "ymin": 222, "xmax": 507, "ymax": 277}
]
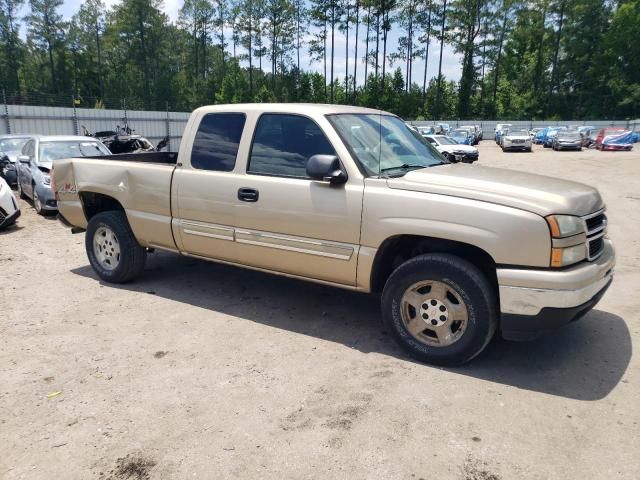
[{"xmin": 498, "ymin": 239, "xmax": 615, "ymax": 316}]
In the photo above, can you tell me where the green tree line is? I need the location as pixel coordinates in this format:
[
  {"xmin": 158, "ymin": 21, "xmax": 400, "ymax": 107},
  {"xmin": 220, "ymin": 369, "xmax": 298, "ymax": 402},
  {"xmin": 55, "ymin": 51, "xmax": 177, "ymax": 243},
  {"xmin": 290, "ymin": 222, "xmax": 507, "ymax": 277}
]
[{"xmin": 0, "ymin": 0, "xmax": 638, "ymax": 119}]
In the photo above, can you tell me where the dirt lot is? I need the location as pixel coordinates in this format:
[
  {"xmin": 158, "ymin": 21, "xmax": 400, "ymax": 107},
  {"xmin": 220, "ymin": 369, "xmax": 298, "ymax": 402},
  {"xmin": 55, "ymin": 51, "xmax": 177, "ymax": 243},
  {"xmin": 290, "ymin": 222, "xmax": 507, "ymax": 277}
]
[{"xmin": 1, "ymin": 142, "xmax": 639, "ymax": 480}]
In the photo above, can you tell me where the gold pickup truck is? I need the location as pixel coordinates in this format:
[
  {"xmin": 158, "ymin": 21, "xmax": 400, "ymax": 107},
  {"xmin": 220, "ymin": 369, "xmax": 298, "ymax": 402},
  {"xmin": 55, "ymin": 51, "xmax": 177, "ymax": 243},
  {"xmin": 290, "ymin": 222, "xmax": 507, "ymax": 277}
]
[{"xmin": 53, "ymin": 104, "xmax": 615, "ymax": 365}]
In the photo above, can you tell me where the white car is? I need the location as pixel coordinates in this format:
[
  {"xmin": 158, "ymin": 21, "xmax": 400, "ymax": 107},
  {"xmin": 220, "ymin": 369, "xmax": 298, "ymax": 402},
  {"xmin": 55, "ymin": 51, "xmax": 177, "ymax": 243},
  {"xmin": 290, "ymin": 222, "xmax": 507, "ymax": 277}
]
[
  {"xmin": 501, "ymin": 128, "xmax": 533, "ymax": 152},
  {"xmin": 0, "ymin": 176, "xmax": 20, "ymax": 230},
  {"xmin": 423, "ymin": 135, "xmax": 479, "ymax": 163}
]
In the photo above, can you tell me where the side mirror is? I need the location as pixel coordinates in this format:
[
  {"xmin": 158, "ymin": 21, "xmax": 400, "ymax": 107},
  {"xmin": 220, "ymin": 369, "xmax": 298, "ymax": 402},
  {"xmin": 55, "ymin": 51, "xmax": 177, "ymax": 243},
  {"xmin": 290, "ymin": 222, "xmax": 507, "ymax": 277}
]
[
  {"xmin": 306, "ymin": 155, "xmax": 347, "ymax": 185},
  {"xmin": 18, "ymin": 155, "xmax": 31, "ymax": 165}
]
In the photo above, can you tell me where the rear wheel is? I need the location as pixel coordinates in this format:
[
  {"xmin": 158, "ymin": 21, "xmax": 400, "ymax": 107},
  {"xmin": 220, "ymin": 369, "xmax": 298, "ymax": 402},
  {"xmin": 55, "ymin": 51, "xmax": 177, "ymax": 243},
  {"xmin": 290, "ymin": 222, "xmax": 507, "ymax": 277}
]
[
  {"xmin": 86, "ymin": 211, "xmax": 146, "ymax": 283},
  {"xmin": 381, "ymin": 253, "xmax": 498, "ymax": 366},
  {"xmin": 33, "ymin": 188, "xmax": 43, "ymax": 214}
]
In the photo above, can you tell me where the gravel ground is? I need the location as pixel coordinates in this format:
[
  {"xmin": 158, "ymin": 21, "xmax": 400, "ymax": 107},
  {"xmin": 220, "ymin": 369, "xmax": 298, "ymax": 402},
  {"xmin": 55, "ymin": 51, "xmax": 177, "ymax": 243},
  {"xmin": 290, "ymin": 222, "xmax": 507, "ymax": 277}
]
[{"xmin": 1, "ymin": 142, "xmax": 638, "ymax": 480}]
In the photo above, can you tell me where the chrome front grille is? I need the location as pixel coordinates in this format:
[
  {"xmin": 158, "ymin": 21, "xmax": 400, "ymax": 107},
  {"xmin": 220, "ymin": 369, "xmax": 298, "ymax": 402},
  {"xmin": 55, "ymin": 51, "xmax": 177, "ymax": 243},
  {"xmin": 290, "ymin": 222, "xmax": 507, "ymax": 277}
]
[{"xmin": 583, "ymin": 209, "xmax": 607, "ymax": 260}]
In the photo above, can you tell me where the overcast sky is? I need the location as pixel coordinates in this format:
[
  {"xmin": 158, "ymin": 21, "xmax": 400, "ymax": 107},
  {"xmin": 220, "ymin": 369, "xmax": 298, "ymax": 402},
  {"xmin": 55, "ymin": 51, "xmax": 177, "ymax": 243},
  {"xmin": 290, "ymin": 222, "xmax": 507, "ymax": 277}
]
[{"xmin": 22, "ymin": 0, "xmax": 463, "ymax": 84}]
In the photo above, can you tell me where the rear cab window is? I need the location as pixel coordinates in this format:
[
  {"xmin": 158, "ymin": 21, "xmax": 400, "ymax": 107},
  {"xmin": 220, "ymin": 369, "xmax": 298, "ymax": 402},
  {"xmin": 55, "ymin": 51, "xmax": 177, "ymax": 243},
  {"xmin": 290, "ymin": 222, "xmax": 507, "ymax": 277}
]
[
  {"xmin": 248, "ymin": 114, "xmax": 335, "ymax": 178},
  {"xmin": 191, "ymin": 113, "xmax": 246, "ymax": 171}
]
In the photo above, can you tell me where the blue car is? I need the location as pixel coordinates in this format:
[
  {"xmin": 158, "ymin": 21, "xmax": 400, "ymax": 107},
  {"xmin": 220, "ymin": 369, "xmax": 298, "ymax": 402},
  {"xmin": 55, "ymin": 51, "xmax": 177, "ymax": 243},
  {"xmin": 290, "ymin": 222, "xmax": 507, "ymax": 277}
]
[
  {"xmin": 542, "ymin": 127, "xmax": 567, "ymax": 148},
  {"xmin": 451, "ymin": 129, "xmax": 471, "ymax": 145}
]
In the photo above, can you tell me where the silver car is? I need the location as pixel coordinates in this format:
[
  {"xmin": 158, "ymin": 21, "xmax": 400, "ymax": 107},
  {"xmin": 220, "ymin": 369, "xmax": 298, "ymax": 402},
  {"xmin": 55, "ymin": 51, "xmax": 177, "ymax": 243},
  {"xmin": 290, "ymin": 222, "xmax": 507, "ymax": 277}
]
[{"xmin": 16, "ymin": 136, "xmax": 111, "ymax": 214}]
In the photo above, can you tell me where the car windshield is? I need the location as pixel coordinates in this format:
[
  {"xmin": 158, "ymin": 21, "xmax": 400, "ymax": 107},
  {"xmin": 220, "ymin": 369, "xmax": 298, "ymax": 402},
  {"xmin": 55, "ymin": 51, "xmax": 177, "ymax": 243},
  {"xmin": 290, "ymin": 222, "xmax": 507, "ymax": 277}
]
[
  {"xmin": 327, "ymin": 114, "xmax": 446, "ymax": 176},
  {"xmin": 452, "ymin": 130, "xmax": 467, "ymax": 136},
  {"xmin": 561, "ymin": 132, "xmax": 581, "ymax": 139},
  {"xmin": 39, "ymin": 140, "xmax": 110, "ymax": 162},
  {"xmin": 508, "ymin": 129, "xmax": 529, "ymax": 136},
  {"xmin": 0, "ymin": 137, "xmax": 29, "ymax": 152},
  {"xmin": 437, "ymin": 136, "xmax": 458, "ymax": 145}
]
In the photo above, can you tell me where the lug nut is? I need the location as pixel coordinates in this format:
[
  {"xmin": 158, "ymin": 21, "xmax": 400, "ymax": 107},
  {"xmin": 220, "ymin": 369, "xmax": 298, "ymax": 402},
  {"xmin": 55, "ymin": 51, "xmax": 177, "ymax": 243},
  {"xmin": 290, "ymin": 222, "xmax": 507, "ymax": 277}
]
[{"xmin": 431, "ymin": 319, "xmax": 438, "ymax": 326}]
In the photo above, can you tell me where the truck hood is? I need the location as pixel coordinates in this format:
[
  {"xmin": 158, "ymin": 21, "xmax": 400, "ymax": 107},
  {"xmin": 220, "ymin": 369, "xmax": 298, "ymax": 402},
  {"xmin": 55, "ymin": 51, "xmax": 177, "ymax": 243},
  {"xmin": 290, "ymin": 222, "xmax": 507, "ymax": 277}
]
[{"xmin": 386, "ymin": 163, "xmax": 603, "ymax": 216}]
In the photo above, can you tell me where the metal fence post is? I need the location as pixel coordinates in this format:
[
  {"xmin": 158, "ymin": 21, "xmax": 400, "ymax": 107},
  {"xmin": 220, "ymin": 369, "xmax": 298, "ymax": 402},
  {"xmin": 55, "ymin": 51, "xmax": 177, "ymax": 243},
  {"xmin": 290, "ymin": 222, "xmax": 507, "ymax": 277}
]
[
  {"xmin": 165, "ymin": 101, "xmax": 171, "ymax": 151},
  {"xmin": 72, "ymin": 96, "xmax": 79, "ymax": 135},
  {"xmin": 2, "ymin": 89, "xmax": 11, "ymax": 134}
]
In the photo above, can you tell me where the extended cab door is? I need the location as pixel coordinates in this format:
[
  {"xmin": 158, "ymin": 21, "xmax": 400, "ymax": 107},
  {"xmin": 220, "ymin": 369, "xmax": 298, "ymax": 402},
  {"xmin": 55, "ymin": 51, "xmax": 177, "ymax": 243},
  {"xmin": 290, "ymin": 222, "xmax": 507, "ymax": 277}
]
[
  {"xmin": 171, "ymin": 112, "xmax": 248, "ymax": 262},
  {"xmin": 232, "ymin": 113, "xmax": 363, "ymax": 286}
]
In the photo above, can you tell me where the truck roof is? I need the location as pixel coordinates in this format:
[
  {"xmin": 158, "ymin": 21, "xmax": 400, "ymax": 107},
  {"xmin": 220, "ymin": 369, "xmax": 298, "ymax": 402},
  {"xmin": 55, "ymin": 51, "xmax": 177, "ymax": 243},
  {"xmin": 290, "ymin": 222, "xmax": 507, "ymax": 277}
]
[{"xmin": 193, "ymin": 103, "xmax": 392, "ymax": 116}]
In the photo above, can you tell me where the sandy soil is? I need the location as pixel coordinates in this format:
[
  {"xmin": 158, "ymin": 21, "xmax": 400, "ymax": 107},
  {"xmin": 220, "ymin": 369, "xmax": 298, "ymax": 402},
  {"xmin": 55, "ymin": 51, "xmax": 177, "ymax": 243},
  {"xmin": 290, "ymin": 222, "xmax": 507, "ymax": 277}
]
[{"xmin": 1, "ymin": 142, "xmax": 639, "ymax": 479}]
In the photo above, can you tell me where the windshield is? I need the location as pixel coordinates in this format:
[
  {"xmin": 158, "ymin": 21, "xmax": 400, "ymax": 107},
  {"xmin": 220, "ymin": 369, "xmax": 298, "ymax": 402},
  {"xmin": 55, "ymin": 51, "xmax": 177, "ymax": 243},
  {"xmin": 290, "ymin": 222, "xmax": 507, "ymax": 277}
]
[
  {"xmin": 560, "ymin": 132, "xmax": 581, "ymax": 139},
  {"xmin": 452, "ymin": 130, "xmax": 467, "ymax": 136},
  {"xmin": 437, "ymin": 136, "xmax": 458, "ymax": 145},
  {"xmin": 508, "ymin": 129, "xmax": 529, "ymax": 136},
  {"xmin": 39, "ymin": 140, "xmax": 110, "ymax": 162},
  {"xmin": 327, "ymin": 114, "xmax": 446, "ymax": 176},
  {"xmin": 0, "ymin": 137, "xmax": 29, "ymax": 152}
]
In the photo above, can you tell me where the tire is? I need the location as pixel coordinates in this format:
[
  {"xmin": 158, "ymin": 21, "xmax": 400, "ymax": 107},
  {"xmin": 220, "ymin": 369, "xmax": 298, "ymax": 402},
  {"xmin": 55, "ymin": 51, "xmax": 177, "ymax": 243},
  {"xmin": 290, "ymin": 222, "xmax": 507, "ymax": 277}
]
[
  {"xmin": 17, "ymin": 176, "xmax": 27, "ymax": 199},
  {"xmin": 33, "ymin": 187, "xmax": 43, "ymax": 215},
  {"xmin": 381, "ymin": 253, "xmax": 498, "ymax": 366},
  {"xmin": 85, "ymin": 211, "xmax": 146, "ymax": 283},
  {"xmin": 527, "ymin": 147, "xmax": 532, "ymax": 152},
  {"xmin": 446, "ymin": 153, "xmax": 457, "ymax": 163}
]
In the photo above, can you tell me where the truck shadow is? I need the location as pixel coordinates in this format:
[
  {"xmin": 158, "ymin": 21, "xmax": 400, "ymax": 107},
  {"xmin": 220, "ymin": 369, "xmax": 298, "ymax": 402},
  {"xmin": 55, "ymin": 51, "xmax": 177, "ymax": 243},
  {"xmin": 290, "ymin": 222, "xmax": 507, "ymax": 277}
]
[{"xmin": 71, "ymin": 251, "xmax": 631, "ymax": 401}]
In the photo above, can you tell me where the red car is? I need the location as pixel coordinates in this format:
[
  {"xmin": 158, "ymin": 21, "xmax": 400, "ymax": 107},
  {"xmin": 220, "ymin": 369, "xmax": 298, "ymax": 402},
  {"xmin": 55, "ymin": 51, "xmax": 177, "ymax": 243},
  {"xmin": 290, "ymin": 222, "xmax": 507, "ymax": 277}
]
[{"xmin": 595, "ymin": 127, "xmax": 633, "ymax": 151}]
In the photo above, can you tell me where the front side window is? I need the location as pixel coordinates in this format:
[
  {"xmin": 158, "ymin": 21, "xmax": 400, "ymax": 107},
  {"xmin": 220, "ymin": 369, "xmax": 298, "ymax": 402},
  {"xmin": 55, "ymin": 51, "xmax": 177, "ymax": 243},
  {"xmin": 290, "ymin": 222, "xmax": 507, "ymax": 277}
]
[
  {"xmin": 248, "ymin": 114, "xmax": 335, "ymax": 178},
  {"xmin": 328, "ymin": 114, "xmax": 446, "ymax": 177},
  {"xmin": 191, "ymin": 113, "xmax": 246, "ymax": 171}
]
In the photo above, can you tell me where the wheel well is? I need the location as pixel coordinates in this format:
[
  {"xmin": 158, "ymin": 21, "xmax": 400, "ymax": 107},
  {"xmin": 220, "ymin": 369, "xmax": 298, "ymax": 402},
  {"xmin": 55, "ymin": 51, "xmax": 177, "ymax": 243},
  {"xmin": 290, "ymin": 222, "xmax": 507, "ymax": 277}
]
[
  {"xmin": 79, "ymin": 192, "xmax": 125, "ymax": 221},
  {"xmin": 370, "ymin": 235, "xmax": 498, "ymax": 293}
]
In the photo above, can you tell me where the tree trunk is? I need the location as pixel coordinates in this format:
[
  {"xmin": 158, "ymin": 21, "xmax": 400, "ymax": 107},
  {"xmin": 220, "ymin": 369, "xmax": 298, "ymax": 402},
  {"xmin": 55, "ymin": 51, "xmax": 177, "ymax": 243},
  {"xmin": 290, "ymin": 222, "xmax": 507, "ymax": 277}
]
[
  {"xmin": 434, "ymin": 0, "xmax": 447, "ymax": 119},
  {"xmin": 491, "ymin": 9, "xmax": 508, "ymax": 110},
  {"xmin": 546, "ymin": 1, "xmax": 565, "ymax": 115},
  {"xmin": 421, "ymin": 2, "xmax": 432, "ymax": 106},
  {"xmin": 345, "ymin": 2, "xmax": 350, "ymax": 97},
  {"xmin": 353, "ymin": 1, "xmax": 360, "ymax": 99},
  {"xmin": 330, "ymin": 2, "xmax": 335, "ymax": 102},
  {"xmin": 364, "ymin": 4, "xmax": 370, "ymax": 87}
]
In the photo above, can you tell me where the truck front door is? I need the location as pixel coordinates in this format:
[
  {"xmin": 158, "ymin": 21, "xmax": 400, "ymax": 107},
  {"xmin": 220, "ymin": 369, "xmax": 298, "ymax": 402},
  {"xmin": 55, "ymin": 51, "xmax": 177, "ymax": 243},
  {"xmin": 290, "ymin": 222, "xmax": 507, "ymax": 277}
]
[{"xmin": 233, "ymin": 113, "xmax": 363, "ymax": 287}]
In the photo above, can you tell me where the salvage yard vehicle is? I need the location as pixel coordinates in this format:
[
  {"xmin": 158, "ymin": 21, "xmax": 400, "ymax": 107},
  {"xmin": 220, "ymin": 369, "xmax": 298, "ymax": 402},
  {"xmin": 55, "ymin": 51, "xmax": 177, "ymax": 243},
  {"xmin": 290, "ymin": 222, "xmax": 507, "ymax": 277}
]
[
  {"xmin": 501, "ymin": 128, "xmax": 532, "ymax": 152},
  {"xmin": 423, "ymin": 135, "xmax": 479, "ymax": 163},
  {"xmin": 543, "ymin": 127, "xmax": 567, "ymax": 148},
  {"xmin": 595, "ymin": 127, "xmax": 634, "ymax": 151},
  {"xmin": 54, "ymin": 104, "xmax": 615, "ymax": 366},
  {"xmin": 17, "ymin": 136, "xmax": 111, "ymax": 214},
  {"xmin": 552, "ymin": 130, "xmax": 583, "ymax": 151},
  {"xmin": 0, "ymin": 135, "xmax": 32, "ymax": 187},
  {"xmin": 0, "ymin": 176, "xmax": 20, "ymax": 230},
  {"xmin": 451, "ymin": 128, "xmax": 472, "ymax": 145},
  {"xmin": 494, "ymin": 123, "xmax": 512, "ymax": 142}
]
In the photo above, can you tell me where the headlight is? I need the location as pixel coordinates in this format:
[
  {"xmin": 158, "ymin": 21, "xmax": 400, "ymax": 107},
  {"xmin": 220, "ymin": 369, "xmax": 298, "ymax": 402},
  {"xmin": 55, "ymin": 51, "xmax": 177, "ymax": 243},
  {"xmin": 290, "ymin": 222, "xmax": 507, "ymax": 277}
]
[
  {"xmin": 42, "ymin": 174, "xmax": 51, "ymax": 186},
  {"xmin": 546, "ymin": 215, "xmax": 584, "ymax": 238},
  {"xmin": 546, "ymin": 215, "xmax": 587, "ymax": 267},
  {"xmin": 551, "ymin": 244, "xmax": 586, "ymax": 267}
]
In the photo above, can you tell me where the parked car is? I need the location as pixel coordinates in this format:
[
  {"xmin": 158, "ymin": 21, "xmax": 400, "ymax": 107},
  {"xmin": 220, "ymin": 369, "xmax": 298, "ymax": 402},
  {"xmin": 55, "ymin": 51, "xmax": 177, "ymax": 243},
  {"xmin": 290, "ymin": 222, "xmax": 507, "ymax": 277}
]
[
  {"xmin": 595, "ymin": 128, "xmax": 634, "ymax": 151},
  {"xmin": 501, "ymin": 128, "xmax": 532, "ymax": 152},
  {"xmin": 0, "ymin": 135, "xmax": 33, "ymax": 187},
  {"xmin": 543, "ymin": 127, "xmax": 567, "ymax": 148},
  {"xmin": 437, "ymin": 123, "xmax": 451, "ymax": 135},
  {"xmin": 459, "ymin": 125, "xmax": 479, "ymax": 145},
  {"xmin": 418, "ymin": 125, "xmax": 438, "ymax": 136},
  {"xmin": 16, "ymin": 136, "xmax": 111, "ymax": 214},
  {"xmin": 0, "ymin": 176, "xmax": 20, "ymax": 230},
  {"xmin": 552, "ymin": 130, "xmax": 583, "ymax": 151},
  {"xmin": 450, "ymin": 128, "xmax": 472, "ymax": 145},
  {"xmin": 474, "ymin": 124, "xmax": 483, "ymax": 141},
  {"xmin": 495, "ymin": 123, "xmax": 512, "ymax": 142},
  {"xmin": 54, "ymin": 103, "xmax": 614, "ymax": 366},
  {"xmin": 529, "ymin": 127, "xmax": 543, "ymax": 138},
  {"xmin": 423, "ymin": 135, "xmax": 479, "ymax": 163},
  {"xmin": 533, "ymin": 127, "xmax": 550, "ymax": 144}
]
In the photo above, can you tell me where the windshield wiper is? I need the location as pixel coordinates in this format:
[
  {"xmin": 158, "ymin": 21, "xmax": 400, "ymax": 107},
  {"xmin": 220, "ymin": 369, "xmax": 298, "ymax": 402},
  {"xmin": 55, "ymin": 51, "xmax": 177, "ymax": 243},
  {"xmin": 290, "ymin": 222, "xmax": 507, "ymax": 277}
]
[{"xmin": 380, "ymin": 163, "xmax": 427, "ymax": 173}]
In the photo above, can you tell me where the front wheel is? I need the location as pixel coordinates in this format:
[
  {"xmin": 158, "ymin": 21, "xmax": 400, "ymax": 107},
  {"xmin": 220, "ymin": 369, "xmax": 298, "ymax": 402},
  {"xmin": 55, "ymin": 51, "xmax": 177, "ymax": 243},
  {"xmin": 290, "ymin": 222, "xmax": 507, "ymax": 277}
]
[
  {"xmin": 86, "ymin": 211, "xmax": 146, "ymax": 283},
  {"xmin": 381, "ymin": 253, "xmax": 498, "ymax": 366}
]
